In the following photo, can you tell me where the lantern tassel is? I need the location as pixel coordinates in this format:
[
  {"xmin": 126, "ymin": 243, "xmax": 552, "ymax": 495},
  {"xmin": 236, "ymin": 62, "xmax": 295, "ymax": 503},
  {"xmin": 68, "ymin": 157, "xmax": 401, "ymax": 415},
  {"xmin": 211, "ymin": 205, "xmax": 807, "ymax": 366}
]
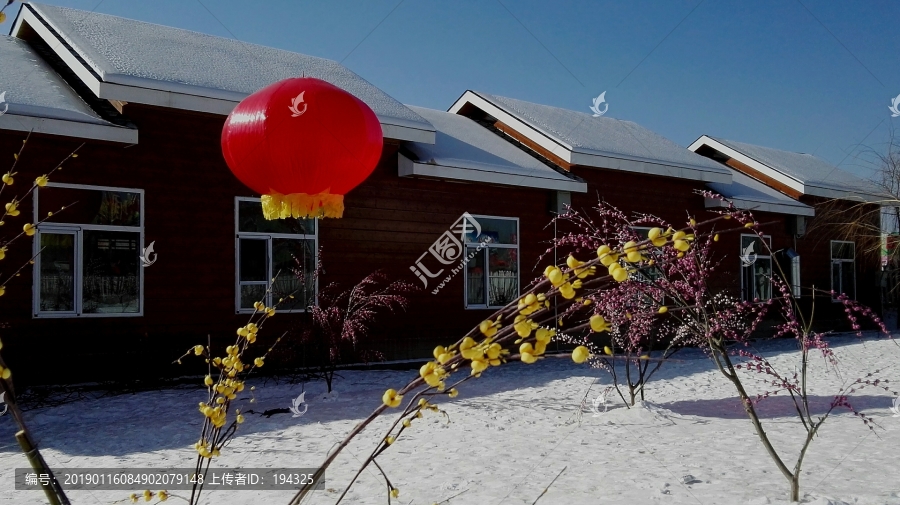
[{"xmin": 261, "ymin": 191, "xmax": 344, "ymax": 220}]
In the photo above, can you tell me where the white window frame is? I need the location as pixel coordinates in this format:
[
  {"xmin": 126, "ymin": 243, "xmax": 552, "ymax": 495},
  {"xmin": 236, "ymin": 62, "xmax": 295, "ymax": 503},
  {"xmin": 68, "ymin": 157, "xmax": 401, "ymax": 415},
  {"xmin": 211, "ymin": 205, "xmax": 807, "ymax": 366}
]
[
  {"xmin": 463, "ymin": 214, "xmax": 520, "ymax": 310},
  {"xmin": 830, "ymin": 240, "xmax": 856, "ymax": 301},
  {"xmin": 32, "ymin": 182, "xmax": 145, "ymax": 318},
  {"xmin": 234, "ymin": 196, "xmax": 317, "ymax": 314},
  {"xmin": 740, "ymin": 234, "xmax": 773, "ymax": 302}
]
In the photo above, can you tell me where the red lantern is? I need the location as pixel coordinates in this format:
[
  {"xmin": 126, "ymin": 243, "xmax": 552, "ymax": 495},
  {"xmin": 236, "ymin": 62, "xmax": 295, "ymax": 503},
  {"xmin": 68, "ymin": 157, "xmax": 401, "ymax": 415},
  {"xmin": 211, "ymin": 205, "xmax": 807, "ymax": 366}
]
[{"xmin": 221, "ymin": 77, "xmax": 383, "ymax": 219}]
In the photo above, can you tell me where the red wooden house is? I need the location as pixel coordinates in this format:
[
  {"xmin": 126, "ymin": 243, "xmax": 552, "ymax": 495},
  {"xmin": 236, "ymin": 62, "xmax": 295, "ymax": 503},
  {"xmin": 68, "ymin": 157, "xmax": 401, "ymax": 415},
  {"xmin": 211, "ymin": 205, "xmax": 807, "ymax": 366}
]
[{"xmin": 0, "ymin": 3, "xmax": 884, "ymax": 385}]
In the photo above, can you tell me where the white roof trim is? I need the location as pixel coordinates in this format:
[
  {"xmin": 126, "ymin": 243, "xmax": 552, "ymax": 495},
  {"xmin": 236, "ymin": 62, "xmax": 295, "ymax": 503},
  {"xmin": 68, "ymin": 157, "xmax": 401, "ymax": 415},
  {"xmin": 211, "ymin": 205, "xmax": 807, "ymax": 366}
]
[
  {"xmin": 0, "ymin": 113, "xmax": 138, "ymax": 143},
  {"xmin": 450, "ymin": 91, "xmax": 731, "ymax": 184},
  {"xmin": 689, "ymin": 136, "xmax": 804, "ymax": 193},
  {"xmin": 398, "ymin": 153, "xmax": 587, "ymax": 193},
  {"xmin": 704, "ymin": 196, "xmax": 815, "ymax": 217},
  {"xmin": 13, "ymin": 7, "xmax": 434, "ymax": 144},
  {"xmin": 690, "ymin": 135, "xmax": 884, "ymax": 203}
]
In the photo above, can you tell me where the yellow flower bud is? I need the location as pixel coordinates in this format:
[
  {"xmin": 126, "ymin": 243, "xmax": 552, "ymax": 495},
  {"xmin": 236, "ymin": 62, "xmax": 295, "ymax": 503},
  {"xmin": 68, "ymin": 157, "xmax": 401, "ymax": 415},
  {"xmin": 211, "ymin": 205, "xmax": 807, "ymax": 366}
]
[
  {"xmin": 402, "ymin": 419, "xmax": 411, "ymax": 427},
  {"xmin": 144, "ymin": 489, "xmax": 152, "ymax": 501},
  {"xmin": 23, "ymin": 223, "xmax": 36, "ymax": 236},
  {"xmin": 1, "ymin": 173, "xmax": 12, "ymax": 185},
  {"xmin": 391, "ymin": 488, "xmax": 400, "ymax": 498},
  {"xmin": 597, "ymin": 244, "xmax": 611, "ymax": 259},
  {"xmin": 236, "ymin": 414, "xmax": 245, "ymax": 424},
  {"xmin": 1, "ymin": 367, "xmax": 11, "ymax": 379},
  {"xmin": 658, "ymin": 306, "xmax": 668, "ymax": 314},
  {"xmin": 604, "ymin": 346, "xmax": 613, "ymax": 356},
  {"xmin": 130, "ymin": 493, "xmax": 138, "ymax": 503},
  {"xmin": 204, "ymin": 375, "xmax": 213, "ymax": 386},
  {"xmin": 449, "ymin": 388, "xmax": 459, "ymax": 398},
  {"xmin": 254, "ymin": 357, "xmax": 264, "ymax": 367},
  {"xmin": 382, "ymin": 389, "xmax": 402, "ymax": 408},
  {"xmin": 194, "ymin": 345, "xmax": 204, "ymax": 356},
  {"xmin": 572, "ymin": 345, "xmax": 590, "ymax": 364},
  {"xmin": 5, "ymin": 201, "xmax": 19, "ymax": 216},
  {"xmin": 158, "ymin": 491, "xmax": 168, "ymax": 501},
  {"xmin": 590, "ymin": 314, "xmax": 610, "ymax": 333},
  {"xmin": 35, "ymin": 175, "xmax": 49, "ymax": 187},
  {"xmin": 385, "ymin": 436, "xmax": 395, "ymax": 445}
]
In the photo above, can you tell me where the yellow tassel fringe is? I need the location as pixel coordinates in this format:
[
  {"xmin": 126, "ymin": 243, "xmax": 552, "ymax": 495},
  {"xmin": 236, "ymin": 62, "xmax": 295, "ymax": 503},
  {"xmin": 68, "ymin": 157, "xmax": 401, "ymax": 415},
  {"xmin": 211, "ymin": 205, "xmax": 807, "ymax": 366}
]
[{"xmin": 260, "ymin": 192, "xmax": 344, "ymax": 220}]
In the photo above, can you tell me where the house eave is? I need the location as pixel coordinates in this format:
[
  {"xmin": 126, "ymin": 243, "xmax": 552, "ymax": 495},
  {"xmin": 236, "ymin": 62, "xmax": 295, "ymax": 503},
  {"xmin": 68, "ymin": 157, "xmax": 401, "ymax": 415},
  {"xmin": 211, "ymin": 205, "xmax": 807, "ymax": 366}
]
[
  {"xmin": 14, "ymin": 4, "xmax": 435, "ymax": 144},
  {"xmin": 0, "ymin": 113, "xmax": 138, "ymax": 143},
  {"xmin": 451, "ymin": 91, "xmax": 730, "ymax": 184},
  {"xmin": 398, "ymin": 154, "xmax": 587, "ymax": 193},
  {"xmin": 704, "ymin": 196, "xmax": 815, "ymax": 217}
]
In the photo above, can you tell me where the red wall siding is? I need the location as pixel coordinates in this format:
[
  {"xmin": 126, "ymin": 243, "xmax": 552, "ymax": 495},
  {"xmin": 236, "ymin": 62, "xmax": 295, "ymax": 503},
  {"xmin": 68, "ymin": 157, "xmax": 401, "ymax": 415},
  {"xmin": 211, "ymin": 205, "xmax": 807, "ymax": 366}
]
[{"xmin": 0, "ymin": 105, "xmax": 883, "ymax": 385}]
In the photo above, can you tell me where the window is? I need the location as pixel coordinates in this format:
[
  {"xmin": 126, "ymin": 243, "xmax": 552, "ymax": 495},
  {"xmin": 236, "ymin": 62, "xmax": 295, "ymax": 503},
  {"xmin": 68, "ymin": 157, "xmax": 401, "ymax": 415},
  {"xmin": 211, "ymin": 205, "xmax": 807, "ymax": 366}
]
[
  {"xmin": 33, "ymin": 183, "xmax": 143, "ymax": 317},
  {"xmin": 235, "ymin": 198, "xmax": 316, "ymax": 313},
  {"xmin": 464, "ymin": 216, "xmax": 518, "ymax": 308},
  {"xmin": 740, "ymin": 234, "xmax": 772, "ymax": 301},
  {"xmin": 831, "ymin": 240, "xmax": 855, "ymax": 300}
]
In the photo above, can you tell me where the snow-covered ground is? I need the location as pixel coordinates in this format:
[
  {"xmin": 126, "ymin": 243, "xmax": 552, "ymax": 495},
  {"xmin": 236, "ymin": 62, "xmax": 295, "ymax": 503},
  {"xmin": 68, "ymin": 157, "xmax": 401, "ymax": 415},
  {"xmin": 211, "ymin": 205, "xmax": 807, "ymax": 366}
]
[{"xmin": 1, "ymin": 334, "xmax": 899, "ymax": 505}]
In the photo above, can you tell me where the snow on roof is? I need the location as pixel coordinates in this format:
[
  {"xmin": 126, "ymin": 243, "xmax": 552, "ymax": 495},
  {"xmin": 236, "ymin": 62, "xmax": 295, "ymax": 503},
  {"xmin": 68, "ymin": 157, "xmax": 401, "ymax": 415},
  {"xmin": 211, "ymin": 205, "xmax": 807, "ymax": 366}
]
[
  {"xmin": 1, "ymin": 35, "xmax": 107, "ymax": 125},
  {"xmin": 709, "ymin": 137, "xmax": 884, "ymax": 201},
  {"xmin": 19, "ymin": 3, "xmax": 433, "ymax": 140},
  {"xmin": 454, "ymin": 91, "xmax": 732, "ymax": 183},
  {"xmin": 707, "ymin": 169, "xmax": 814, "ymax": 216},
  {"xmin": 401, "ymin": 106, "xmax": 586, "ymax": 192},
  {"xmin": 0, "ymin": 36, "xmax": 135, "ymax": 142}
]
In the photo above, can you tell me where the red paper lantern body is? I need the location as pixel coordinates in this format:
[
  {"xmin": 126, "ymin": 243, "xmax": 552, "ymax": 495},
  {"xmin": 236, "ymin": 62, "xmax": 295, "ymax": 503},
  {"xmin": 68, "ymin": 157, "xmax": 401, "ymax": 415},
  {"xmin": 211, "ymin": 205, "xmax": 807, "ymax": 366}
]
[{"xmin": 221, "ymin": 77, "xmax": 383, "ymax": 219}]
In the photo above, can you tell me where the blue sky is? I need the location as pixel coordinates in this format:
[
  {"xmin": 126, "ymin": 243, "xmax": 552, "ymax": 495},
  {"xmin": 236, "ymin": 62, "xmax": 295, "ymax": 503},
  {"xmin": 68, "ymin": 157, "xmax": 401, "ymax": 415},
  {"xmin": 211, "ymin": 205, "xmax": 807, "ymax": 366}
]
[{"xmin": 18, "ymin": 0, "xmax": 900, "ymax": 181}]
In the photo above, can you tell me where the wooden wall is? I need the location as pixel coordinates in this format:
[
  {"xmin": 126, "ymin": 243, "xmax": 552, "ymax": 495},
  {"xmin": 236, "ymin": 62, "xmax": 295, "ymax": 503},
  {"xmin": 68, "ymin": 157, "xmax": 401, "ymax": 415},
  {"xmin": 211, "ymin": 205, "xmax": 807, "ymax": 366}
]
[{"xmin": 0, "ymin": 104, "xmax": 883, "ymax": 385}]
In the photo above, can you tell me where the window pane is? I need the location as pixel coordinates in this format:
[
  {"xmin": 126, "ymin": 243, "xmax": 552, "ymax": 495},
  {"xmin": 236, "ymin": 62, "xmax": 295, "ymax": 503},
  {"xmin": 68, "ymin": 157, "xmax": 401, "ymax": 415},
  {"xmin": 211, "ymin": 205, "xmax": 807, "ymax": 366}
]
[
  {"xmin": 741, "ymin": 235, "xmax": 769, "ymax": 257},
  {"xmin": 752, "ymin": 259, "xmax": 772, "ymax": 301},
  {"xmin": 240, "ymin": 239, "xmax": 267, "ymax": 282},
  {"xmin": 237, "ymin": 200, "xmax": 315, "ymax": 235},
  {"xmin": 240, "ymin": 284, "xmax": 267, "ymax": 310},
  {"xmin": 466, "ymin": 246, "xmax": 485, "ymax": 306},
  {"xmin": 40, "ymin": 187, "xmax": 141, "ymax": 227},
  {"xmin": 488, "ymin": 248, "xmax": 518, "ymax": 306},
  {"xmin": 841, "ymin": 262, "xmax": 855, "ymax": 299},
  {"xmin": 272, "ymin": 238, "xmax": 315, "ymax": 311},
  {"xmin": 465, "ymin": 217, "xmax": 517, "ymax": 245},
  {"xmin": 742, "ymin": 259, "xmax": 772, "ymax": 301},
  {"xmin": 831, "ymin": 242, "xmax": 854, "ymax": 260},
  {"xmin": 82, "ymin": 230, "xmax": 140, "ymax": 313},
  {"xmin": 39, "ymin": 233, "xmax": 75, "ymax": 312}
]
